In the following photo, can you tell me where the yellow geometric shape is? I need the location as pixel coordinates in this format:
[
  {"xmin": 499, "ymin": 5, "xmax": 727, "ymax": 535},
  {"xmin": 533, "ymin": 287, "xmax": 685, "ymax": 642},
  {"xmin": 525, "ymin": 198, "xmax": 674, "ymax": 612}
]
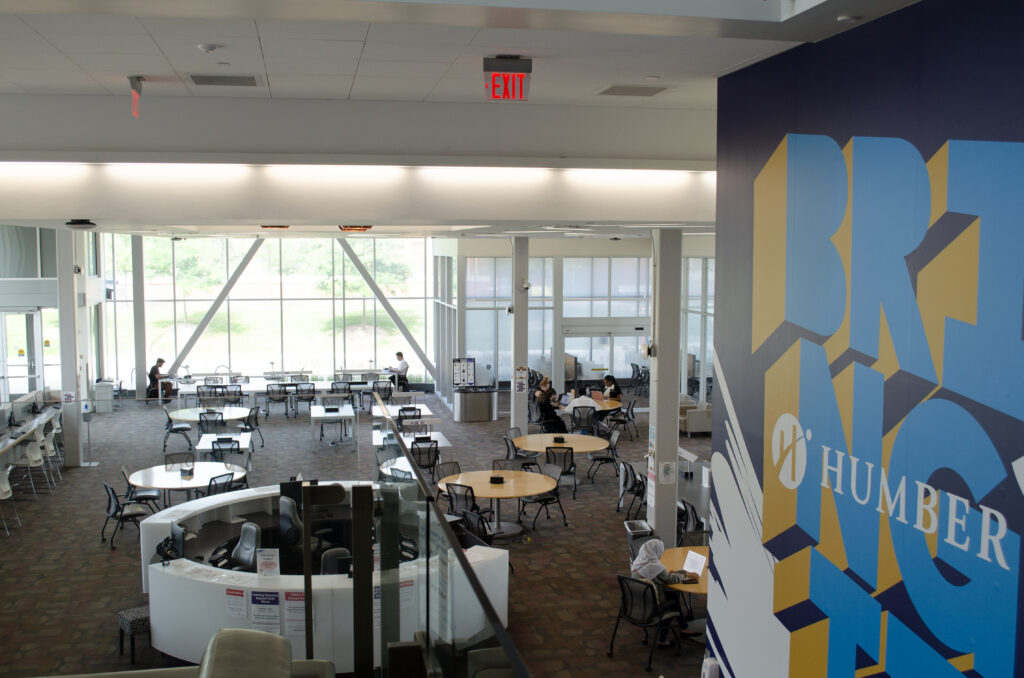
[
  {"xmin": 948, "ymin": 653, "xmax": 974, "ymax": 672},
  {"xmin": 916, "ymin": 218, "xmax": 980, "ymax": 384},
  {"xmin": 774, "ymin": 547, "xmax": 814, "ymax": 615},
  {"xmin": 873, "ymin": 308, "xmax": 900, "ymax": 379},
  {"xmin": 824, "ymin": 140, "xmax": 854, "ymax": 364},
  {"xmin": 927, "ymin": 142, "xmax": 950, "ymax": 227},
  {"xmin": 763, "ymin": 341, "xmax": 803, "ymax": 546},
  {"xmin": 789, "ymin": 617, "xmax": 829, "ymax": 678},
  {"xmin": 752, "ymin": 136, "xmax": 789, "ymax": 353}
]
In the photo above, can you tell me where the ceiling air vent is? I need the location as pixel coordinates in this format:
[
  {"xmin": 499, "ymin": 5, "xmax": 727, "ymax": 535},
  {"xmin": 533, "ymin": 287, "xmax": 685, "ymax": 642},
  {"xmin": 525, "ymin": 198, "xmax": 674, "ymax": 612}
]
[
  {"xmin": 598, "ymin": 85, "xmax": 666, "ymax": 97},
  {"xmin": 260, "ymin": 224, "xmax": 289, "ymax": 230},
  {"xmin": 339, "ymin": 225, "xmax": 373, "ymax": 232},
  {"xmin": 189, "ymin": 74, "xmax": 260, "ymax": 87}
]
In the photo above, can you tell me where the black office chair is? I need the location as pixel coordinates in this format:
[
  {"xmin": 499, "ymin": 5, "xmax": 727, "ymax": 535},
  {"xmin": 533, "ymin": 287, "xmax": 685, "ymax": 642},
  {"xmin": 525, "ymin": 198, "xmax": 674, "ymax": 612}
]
[
  {"xmin": 411, "ymin": 440, "xmax": 439, "ymax": 478},
  {"xmin": 607, "ymin": 575, "xmax": 685, "ymax": 672},
  {"xmin": 204, "ymin": 376, "xmax": 223, "ymax": 385},
  {"xmin": 373, "ymin": 380, "xmax": 393, "ymax": 405},
  {"xmin": 397, "ymin": 406, "xmax": 421, "ymax": 433},
  {"xmin": 571, "ymin": 406, "xmax": 596, "ymax": 435},
  {"xmin": 237, "ymin": 406, "xmax": 264, "ymax": 447},
  {"xmin": 210, "ymin": 439, "xmax": 239, "ymax": 462},
  {"xmin": 330, "ymin": 382, "xmax": 357, "ymax": 409},
  {"xmin": 517, "ymin": 463, "xmax": 567, "ymax": 529},
  {"xmin": 606, "ymin": 400, "xmax": 639, "ymax": 440},
  {"xmin": 229, "ymin": 521, "xmax": 260, "ymax": 571},
  {"xmin": 445, "ymin": 483, "xmax": 490, "ymax": 518},
  {"xmin": 545, "ymin": 447, "xmax": 577, "ymax": 499},
  {"xmin": 120, "ymin": 465, "xmax": 160, "ymax": 513},
  {"xmin": 198, "ymin": 412, "xmax": 224, "ymax": 436},
  {"xmin": 278, "ymin": 495, "xmax": 335, "ymax": 555},
  {"xmin": 619, "ymin": 462, "xmax": 646, "ymax": 520},
  {"xmin": 203, "ymin": 472, "xmax": 235, "ymax": 497},
  {"xmin": 587, "ymin": 430, "xmax": 620, "ymax": 483},
  {"xmin": 162, "ymin": 407, "xmax": 193, "ymax": 452},
  {"xmin": 320, "ymin": 547, "xmax": 352, "ymax": 575},
  {"xmin": 231, "ymin": 375, "xmax": 250, "ymax": 384},
  {"xmin": 224, "ymin": 384, "xmax": 243, "ymax": 405},
  {"xmin": 295, "ymin": 383, "xmax": 316, "ymax": 415},
  {"xmin": 101, "ymin": 482, "xmax": 148, "ymax": 550},
  {"xmin": 266, "ymin": 384, "xmax": 289, "ymax": 418},
  {"xmin": 528, "ymin": 401, "xmax": 543, "ymax": 429}
]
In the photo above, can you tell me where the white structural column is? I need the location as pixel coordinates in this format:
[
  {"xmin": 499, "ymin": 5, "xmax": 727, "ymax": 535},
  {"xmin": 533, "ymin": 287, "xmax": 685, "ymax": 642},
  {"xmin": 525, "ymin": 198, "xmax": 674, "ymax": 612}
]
[
  {"xmin": 646, "ymin": 229, "xmax": 683, "ymax": 541},
  {"xmin": 551, "ymin": 257, "xmax": 565, "ymax": 394},
  {"xmin": 510, "ymin": 237, "xmax": 529, "ymax": 432},
  {"xmin": 167, "ymin": 239, "xmax": 264, "ymax": 376},
  {"xmin": 337, "ymin": 238, "xmax": 440, "ymax": 384},
  {"xmin": 132, "ymin": 236, "xmax": 148, "ymax": 400},
  {"xmin": 55, "ymin": 229, "xmax": 83, "ymax": 466}
]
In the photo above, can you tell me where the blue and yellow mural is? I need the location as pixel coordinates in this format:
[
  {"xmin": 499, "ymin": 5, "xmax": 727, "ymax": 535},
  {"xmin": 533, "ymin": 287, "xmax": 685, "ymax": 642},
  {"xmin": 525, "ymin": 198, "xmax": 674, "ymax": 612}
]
[{"xmin": 711, "ymin": 2, "xmax": 1024, "ymax": 676}]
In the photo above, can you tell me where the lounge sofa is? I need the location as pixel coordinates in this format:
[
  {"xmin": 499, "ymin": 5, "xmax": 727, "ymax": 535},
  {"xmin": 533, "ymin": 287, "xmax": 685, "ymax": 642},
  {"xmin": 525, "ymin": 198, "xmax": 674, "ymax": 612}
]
[
  {"xmin": 41, "ymin": 629, "xmax": 334, "ymax": 678},
  {"xmin": 679, "ymin": 400, "xmax": 711, "ymax": 437}
]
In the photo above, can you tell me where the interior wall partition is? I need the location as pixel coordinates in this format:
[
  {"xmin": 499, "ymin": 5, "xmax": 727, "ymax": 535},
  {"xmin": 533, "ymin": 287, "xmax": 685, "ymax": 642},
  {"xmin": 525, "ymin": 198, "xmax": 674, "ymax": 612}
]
[
  {"xmin": 102, "ymin": 235, "xmax": 434, "ymax": 383},
  {"xmin": 681, "ymin": 256, "xmax": 715, "ymax": 401}
]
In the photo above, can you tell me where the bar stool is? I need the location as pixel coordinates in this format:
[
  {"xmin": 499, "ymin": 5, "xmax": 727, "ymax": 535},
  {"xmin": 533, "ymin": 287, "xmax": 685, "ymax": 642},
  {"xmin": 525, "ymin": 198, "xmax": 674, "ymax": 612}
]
[{"xmin": 117, "ymin": 605, "xmax": 151, "ymax": 664}]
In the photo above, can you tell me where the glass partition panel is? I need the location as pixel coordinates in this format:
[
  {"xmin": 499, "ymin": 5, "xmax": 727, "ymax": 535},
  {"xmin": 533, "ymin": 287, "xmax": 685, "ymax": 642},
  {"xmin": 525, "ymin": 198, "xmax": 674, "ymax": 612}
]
[
  {"xmin": 0, "ymin": 225, "xmax": 39, "ymax": 278},
  {"xmin": 39, "ymin": 228, "xmax": 57, "ymax": 278}
]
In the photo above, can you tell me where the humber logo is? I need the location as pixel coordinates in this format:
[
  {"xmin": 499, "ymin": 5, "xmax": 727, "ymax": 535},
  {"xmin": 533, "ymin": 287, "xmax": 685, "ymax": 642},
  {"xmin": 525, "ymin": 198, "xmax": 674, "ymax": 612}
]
[{"xmin": 771, "ymin": 413, "xmax": 809, "ymax": 489}]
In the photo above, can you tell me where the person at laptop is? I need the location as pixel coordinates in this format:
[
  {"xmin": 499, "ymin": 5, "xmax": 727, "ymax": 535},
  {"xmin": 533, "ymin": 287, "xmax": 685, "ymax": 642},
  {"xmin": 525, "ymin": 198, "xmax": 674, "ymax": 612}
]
[
  {"xmin": 602, "ymin": 374, "xmax": 622, "ymax": 400},
  {"xmin": 562, "ymin": 388, "xmax": 598, "ymax": 416},
  {"xmin": 149, "ymin": 358, "xmax": 173, "ymax": 403},
  {"xmin": 385, "ymin": 352, "xmax": 409, "ymax": 388}
]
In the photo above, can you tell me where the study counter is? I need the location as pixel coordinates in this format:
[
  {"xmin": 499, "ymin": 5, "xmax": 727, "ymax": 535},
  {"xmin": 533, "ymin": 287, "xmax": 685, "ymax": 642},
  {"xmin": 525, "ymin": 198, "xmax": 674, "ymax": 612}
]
[{"xmin": 140, "ymin": 484, "xmax": 509, "ymax": 672}]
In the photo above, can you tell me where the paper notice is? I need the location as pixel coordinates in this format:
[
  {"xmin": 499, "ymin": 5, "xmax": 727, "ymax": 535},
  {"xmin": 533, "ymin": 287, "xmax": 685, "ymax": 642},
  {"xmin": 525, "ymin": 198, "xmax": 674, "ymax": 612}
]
[
  {"xmin": 250, "ymin": 591, "xmax": 281, "ymax": 634},
  {"xmin": 283, "ymin": 591, "xmax": 306, "ymax": 636},
  {"xmin": 399, "ymin": 579, "xmax": 415, "ymax": 609},
  {"xmin": 682, "ymin": 550, "xmax": 707, "ymax": 578},
  {"xmin": 257, "ymin": 548, "xmax": 280, "ymax": 579},
  {"xmin": 225, "ymin": 588, "xmax": 246, "ymax": 619}
]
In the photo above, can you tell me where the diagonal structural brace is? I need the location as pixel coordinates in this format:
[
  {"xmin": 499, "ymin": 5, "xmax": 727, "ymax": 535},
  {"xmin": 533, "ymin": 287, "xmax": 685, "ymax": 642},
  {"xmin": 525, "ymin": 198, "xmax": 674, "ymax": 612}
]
[
  {"xmin": 336, "ymin": 237, "xmax": 439, "ymax": 384},
  {"xmin": 168, "ymin": 239, "xmax": 264, "ymax": 376}
]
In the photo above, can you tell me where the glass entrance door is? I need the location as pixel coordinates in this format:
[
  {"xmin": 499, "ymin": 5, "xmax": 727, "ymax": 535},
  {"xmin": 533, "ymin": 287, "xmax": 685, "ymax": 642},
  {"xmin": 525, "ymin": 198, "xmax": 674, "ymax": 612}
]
[{"xmin": 1, "ymin": 311, "xmax": 43, "ymax": 401}]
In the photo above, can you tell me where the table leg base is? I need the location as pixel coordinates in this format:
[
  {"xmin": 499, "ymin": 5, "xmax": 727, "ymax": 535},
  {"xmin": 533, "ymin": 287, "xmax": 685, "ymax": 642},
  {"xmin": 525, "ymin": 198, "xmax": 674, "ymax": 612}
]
[{"xmin": 490, "ymin": 521, "xmax": 523, "ymax": 537}]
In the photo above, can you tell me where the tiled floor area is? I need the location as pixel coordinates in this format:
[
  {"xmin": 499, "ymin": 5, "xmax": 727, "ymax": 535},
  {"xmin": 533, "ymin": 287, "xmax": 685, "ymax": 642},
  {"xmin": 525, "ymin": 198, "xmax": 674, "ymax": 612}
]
[{"xmin": 0, "ymin": 392, "xmax": 711, "ymax": 677}]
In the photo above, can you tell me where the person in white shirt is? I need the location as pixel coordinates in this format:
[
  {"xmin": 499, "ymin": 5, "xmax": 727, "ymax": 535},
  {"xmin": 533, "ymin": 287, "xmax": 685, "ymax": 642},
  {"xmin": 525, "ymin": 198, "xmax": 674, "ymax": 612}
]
[
  {"xmin": 386, "ymin": 352, "xmax": 409, "ymax": 387},
  {"xmin": 563, "ymin": 389, "xmax": 598, "ymax": 416}
]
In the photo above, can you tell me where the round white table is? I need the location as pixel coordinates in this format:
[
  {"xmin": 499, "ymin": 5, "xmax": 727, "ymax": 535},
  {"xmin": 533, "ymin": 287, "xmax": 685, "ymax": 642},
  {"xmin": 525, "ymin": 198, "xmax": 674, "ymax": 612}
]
[
  {"xmin": 438, "ymin": 470, "xmax": 556, "ymax": 536},
  {"xmin": 129, "ymin": 461, "xmax": 247, "ymax": 502}
]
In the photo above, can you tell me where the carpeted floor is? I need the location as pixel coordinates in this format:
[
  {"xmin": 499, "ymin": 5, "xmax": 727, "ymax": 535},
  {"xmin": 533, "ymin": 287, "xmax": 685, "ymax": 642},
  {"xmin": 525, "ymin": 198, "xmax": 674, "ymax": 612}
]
[{"xmin": 0, "ymin": 392, "xmax": 711, "ymax": 677}]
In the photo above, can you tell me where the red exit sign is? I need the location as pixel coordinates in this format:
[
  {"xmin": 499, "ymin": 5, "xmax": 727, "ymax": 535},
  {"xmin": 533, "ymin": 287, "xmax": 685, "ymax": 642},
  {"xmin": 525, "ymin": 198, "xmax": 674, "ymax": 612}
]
[
  {"xmin": 483, "ymin": 56, "xmax": 532, "ymax": 102},
  {"xmin": 486, "ymin": 72, "xmax": 530, "ymax": 101}
]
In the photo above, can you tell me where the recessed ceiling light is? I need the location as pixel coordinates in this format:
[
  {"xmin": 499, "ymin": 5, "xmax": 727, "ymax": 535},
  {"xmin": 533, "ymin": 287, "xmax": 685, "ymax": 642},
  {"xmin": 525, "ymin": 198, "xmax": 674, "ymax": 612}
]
[
  {"xmin": 645, "ymin": 75, "xmax": 661, "ymax": 81},
  {"xmin": 197, "ymin": 43, "xmax": 221, "ymax": 53},
  {"xmin": 216, "ymin": 61, "xmax": 231, "ymax": 66},
  {"xmin": 836, "ymin": 15, "xmax": 862, "ymax": 23}
]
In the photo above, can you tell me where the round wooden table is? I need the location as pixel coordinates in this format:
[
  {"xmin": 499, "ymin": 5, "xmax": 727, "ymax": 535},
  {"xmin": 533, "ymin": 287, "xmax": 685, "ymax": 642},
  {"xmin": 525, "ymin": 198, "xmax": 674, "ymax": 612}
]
[
  {"xmin": 438, "ymin": 470, "xmax": 556, "ymax": 536},
  {"xmin": 129, "ymin": 461, "xmax": 247, "ymax": 502},
  {"xmin": 511, "ymin": 433, "xmax": 609, "ymax": 455},
  {"xmin": 167, "ymin": 406, "xmax": 251, "ymax": 423}
]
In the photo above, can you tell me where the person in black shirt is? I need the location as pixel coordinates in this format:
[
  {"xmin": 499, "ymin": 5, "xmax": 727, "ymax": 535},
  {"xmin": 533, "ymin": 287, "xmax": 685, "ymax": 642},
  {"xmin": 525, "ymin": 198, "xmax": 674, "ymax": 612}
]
[
  {"xmin": 149, "ymin": 358, "xmax": 172, "ymax": 402},
  {"xmin": 603, "ymin": 374, "xmax": 622, "ymax": 400}
]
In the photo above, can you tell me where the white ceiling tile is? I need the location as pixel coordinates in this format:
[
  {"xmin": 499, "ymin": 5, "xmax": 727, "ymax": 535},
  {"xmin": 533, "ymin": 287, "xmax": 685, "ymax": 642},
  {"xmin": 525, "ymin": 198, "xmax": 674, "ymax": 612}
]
[
  {"xmin": 2, "ymin": 68, "xmax": 107, "ymax": 93},
  {"xmin": 256, "ymin": 19, "xmax": 368, "ymax": 42},
  {"xmin": 360, "ymin": 41, "xmax": 464, "ymax": 64},
  {"xmin": 150, "ymin": 34, "xmax": 263, "ymax": 57},
  {"xmin": 0, "ymin": 14, "xmax": 34, "ymax": 36},
  {"xmin": 349, "ymin": 75, "xmax": 438, "ymax": 101},
  {"xmin": 0, "ymin": 30, "xmax": 65, "ymax": 54},
  {"xmin": 356, "ymin": 60, "xmax": 449, "ymax": 79},
  {"xmin": 43, "ymin": 33, "xmax": 162, "ymax": 55},
  {"xmin": 139, "ymin": 17, "xmax": 257, "ymax": 38},
  {"xmin": 424, "ymin": 77, "xmax": 487, "ymax": 103},
  {"xmin": 67, "ymin": 52, "xmax": 173, "ymax": 73},
  {"xmin": 0, "ymin": 50, "xmax": 78, "ymax": 69},
  {"xmin": 259, "ymin": 36, "xmax": 364, "ymax": 60},
  {"xmin": 19, "ymin": 13, "xmax": 146, "ymax": 35},
  {"xmin": 265, "ymin": 56, "xmax": 358, "ymax": 76},
  {"xmin": 365, "ymin": 23, "xmax": 479, "ymax": 46},
  {"xmin": 268, "ymin": 74, "xmax": 353, "ymax": 99},
  {"xmin": 184, "ymin": 81, "xmax": 269, "ymax": 98}
]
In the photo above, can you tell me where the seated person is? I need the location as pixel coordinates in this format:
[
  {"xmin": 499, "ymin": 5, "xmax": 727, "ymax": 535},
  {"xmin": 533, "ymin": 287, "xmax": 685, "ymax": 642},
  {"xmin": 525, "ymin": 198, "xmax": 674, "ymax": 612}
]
[
  {"xmin": 386, "ymin": 351, "xmax": 409, "ymax": 388},
  {"xmin": 603, "ymin": 374, "xmax": 622, "ymax": 400},
  {"xmin": 534, "ymin": 376, "xmax": 558, "ymax": 419},
  {"xmin": 149, "ymin": 358, "xmax": 173, "ymax": 403},
  {"xmin": 629, "ymin": 539, "xmax": 700, "ymax": 644},
  {"xmin": 563, "ymin": 389, "xmax": 599, "ymax": 416}
]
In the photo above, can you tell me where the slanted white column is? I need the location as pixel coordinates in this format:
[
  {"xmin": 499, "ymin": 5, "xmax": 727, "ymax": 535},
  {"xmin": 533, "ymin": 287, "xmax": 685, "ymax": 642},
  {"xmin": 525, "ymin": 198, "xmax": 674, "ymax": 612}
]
[
  {"xmin": 646, "ymin": 229, "xmax": 682, "ymax": 542},
  {"xmin": 55, "ymin": 229, "xmax": 83, "ymax": 466},
  {"xmin": 510, "ymin": 237, "xmax": 529, "ymax": 432},
  {"xmin": 132, "ymin": 236, "xmax": 148, "ymax": 400}
]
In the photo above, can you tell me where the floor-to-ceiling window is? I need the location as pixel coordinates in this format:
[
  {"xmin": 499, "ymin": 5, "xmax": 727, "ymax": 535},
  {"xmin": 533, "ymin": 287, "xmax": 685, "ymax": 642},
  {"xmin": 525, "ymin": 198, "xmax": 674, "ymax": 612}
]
[
  {"xmin": 682, "ymin": 256, "xmax": 715, "ymax": 401},
  {"xmin": 104, "ymin": 235, "xmax": 434, "ymax": 382}
]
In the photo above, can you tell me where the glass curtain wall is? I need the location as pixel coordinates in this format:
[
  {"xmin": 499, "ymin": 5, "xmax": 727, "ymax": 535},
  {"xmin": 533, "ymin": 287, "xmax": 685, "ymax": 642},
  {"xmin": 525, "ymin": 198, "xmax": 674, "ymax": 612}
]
[
  {"xmin": 103, "ymin": 235, "xmax": 433, "ymax": 382},
  {"xmin": 464, "ymin": 257, "xmax": 552, "ymax": 383},
  {"xmin": 682, "ymin": 256, "xmax": 715, "ymax": 401}
]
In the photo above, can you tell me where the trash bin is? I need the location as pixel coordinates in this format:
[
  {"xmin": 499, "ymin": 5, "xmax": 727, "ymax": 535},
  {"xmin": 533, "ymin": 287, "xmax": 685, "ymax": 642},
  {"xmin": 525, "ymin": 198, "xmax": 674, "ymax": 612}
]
[
  {"xmin": 624, "ymin": 520, "xmax": 652, "ymax": 539},
  {"xmin": 453, "ymin": 386, "xmax": 498, "ymax": 422}
]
